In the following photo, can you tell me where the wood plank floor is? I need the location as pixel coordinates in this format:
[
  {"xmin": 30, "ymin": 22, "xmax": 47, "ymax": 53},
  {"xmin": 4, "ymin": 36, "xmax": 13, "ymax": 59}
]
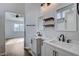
[{"xmin": 5, "ymin": 38, "xmax": 31, "ymax": 56}]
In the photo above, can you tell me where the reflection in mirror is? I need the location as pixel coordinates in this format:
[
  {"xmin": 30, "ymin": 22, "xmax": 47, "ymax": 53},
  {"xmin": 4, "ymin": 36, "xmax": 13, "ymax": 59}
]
[{"xmin": 56, "ymin": 4, "xmax": 76, "ymax": 31}]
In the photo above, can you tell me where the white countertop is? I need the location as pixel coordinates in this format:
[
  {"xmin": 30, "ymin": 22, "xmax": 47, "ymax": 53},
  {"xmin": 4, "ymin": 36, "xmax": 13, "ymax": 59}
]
[{"xmin": 44, "ymin": 39, "xmax": 79, "ymax": 56}]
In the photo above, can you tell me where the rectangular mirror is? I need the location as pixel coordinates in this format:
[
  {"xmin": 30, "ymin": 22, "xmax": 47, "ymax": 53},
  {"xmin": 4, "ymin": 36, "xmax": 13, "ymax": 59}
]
[{"xmin": 56, "ymin": 4, "xmax": 77, "ymax": 31}]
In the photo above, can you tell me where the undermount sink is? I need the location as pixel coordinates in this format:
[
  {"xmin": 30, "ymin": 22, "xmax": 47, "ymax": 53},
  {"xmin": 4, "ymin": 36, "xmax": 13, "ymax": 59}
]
[{"xmin": 49, "ymin": 40, "xmax": 73, "ymax": 49}]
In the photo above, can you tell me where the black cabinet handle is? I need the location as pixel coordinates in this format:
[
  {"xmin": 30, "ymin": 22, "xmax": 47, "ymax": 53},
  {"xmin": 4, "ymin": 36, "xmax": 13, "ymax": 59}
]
[
  {"xmin": 53, "ymin": 50, "xmax": 55, "ymax": 56},
  {"xmin": 31, "ymin": 39, "xmax": 33, "ymax": 44},
  {"xmin": 53, "ymin": 50, "xmax": 57, "ymax": 56}
]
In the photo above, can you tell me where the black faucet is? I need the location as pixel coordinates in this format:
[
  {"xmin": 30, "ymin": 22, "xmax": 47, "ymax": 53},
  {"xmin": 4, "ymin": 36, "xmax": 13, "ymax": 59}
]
[{"xmin": 59, "ymin": 34, "xmax": 65, "ymax": 42}]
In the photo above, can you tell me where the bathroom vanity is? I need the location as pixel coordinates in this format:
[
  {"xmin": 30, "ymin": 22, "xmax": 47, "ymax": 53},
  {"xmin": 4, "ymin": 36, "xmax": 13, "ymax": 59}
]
[{"xmin": 41, "ymin": 38, "xmax": 79, "ymax": 56}]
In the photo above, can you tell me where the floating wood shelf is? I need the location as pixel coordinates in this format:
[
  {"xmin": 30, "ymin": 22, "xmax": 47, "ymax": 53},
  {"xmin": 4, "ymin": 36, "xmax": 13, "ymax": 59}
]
[
  {"xmin": 43, "ymin": 17, "xmax": 55, "ymax": 27},
  {"xmin": 43, "ymin": 17, "xmax": 54, "ymax": 21}
]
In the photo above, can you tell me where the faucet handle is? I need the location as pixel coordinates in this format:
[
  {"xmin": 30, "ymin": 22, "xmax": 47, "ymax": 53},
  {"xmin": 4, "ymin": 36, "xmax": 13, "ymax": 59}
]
[
  {"xmin": 57, "ymin": 37, "xmax": 61, "ymax": 41},
  {"xmin": 67, "ymin": 39, "xmax": 71, "ymax": 43}
]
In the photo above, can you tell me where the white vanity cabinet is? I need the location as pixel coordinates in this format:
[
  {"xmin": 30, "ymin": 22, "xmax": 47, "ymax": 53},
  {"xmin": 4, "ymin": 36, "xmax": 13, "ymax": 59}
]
[
  {"xmin": 41, "ymin": 42, "xmax": 53, "ymax": 56},
  {"xmin": 31, "ymin": 38, "xmax": 42, "ymax": 56},
  {"xmin": 41, "ymin": 42, "xmax": 77, "ymax": 56}
]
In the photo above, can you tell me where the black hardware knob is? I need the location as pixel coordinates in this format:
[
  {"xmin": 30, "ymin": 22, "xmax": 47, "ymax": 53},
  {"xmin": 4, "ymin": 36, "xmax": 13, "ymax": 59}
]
[
  {"xmin": 62, "ymin": 38, "xmax": 65, "ymax": 42},
  {"xmin": 67, "ymin": 39, "xmax": 71, "ymax": 43}
]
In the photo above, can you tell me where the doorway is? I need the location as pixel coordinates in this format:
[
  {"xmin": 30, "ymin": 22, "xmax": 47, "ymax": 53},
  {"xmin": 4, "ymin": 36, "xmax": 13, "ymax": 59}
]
[{"xmin": 5, "ymin": 11, "xmax": 24, "ymax": 56}]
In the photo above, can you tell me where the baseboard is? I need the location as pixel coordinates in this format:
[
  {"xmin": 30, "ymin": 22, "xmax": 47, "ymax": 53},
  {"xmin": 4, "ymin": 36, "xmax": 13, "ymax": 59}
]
[
  {"xmin": 24, "ymin": 47, "xmax": 31, "ymax": 50},
  {"xmin": 0, "ymin": 52, "xmax": 5, "ymax": 56},
  {"xmin": 24, "ymin": 47, "xmax": 37, "ymax": 56},
  {"xmin": 24, "ymin": 47, "xmax": 33, "ymax": 56}
]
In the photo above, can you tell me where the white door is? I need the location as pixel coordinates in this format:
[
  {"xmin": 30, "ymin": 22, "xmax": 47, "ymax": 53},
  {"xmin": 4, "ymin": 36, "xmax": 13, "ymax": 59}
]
[
  {"xmin": 25, "ymin": 8, "xmax": 36, "ymax": 49},
  {"xmin": 25, "ymin": 25, "xmax": 36, "ymax": 49}
]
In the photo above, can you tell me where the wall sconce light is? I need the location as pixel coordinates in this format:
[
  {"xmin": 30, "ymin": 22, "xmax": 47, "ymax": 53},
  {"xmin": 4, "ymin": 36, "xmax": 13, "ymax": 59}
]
[
  {"xmin": 41, "ymin": 3, "xmax": 51, "ymax": 7},
  {"xmin": 40, "ymin": 3, "xmax": 56, "ymax": 15},
  {"xmin": 41, "ymin": 3, "xmax": 45, "ymax": 6}
]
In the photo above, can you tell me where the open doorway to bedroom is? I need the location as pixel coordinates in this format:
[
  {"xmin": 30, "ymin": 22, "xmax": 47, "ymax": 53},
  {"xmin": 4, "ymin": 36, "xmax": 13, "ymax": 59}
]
[{"xmin": 5, "ymin": 11, "xmax": 24, "ymax": 56}]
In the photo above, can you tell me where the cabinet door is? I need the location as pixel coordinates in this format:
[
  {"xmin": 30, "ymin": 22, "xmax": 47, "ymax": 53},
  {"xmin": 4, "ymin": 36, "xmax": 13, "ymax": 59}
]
[
  {"xmin": 41, "ymin": 42, "xmax": 46, "ymax": 56},
  {"xmin": 41, "ymin": 42, "xmax": 57, "ymax": 56},
  {"xmin": 45, "ymin": 43, "xmax": 53, "ymax": 56},
  {"xmin": 41, "ymin": 42, "xmax": 53, "ymax": 56},
  {"xmin": 31, "ymin": 38, "xmax": 37, "ymax": 55},
  {"xmin": 41, "ymin": 42, "xmax": 77, "ymax": 56},
  {"xmin": 54, "ymin": 48, "xmax": 76, "ymax": 56}
]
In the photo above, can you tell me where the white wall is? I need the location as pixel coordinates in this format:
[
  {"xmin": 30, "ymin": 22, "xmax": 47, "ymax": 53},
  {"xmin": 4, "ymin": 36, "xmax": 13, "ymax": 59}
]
[{"xmin": 0, "ymin": 3, "xmax": 25, "ymax": 55}]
